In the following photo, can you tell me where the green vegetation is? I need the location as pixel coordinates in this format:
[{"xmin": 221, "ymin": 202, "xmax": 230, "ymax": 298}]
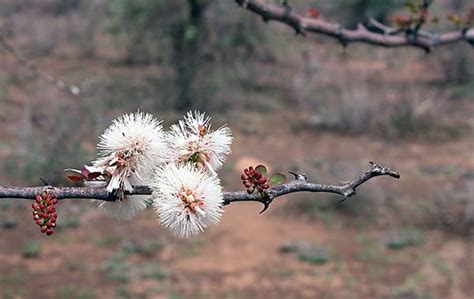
[
  {"xmin": 297, "ymin": 245, "xmax": 331, "ymax": 265},
  {"xmin": 1, "ymin": 217, "xmax": 18, "ymax": 229},
  {"xmin": 139, "ymin": 263, "xmax": 170, "ymax": 280},
  {"xmin": 281, "ymin": 241, "xmax": 331, "ymax": 265},
  {"xmin": 384, "ymin": 228, "xmax": 423, "ymax": 250},
  {"xmin": 103, "ymin": 255, "xmax": 130, "ymax": 283},
  {"xmin": 55, "ymin": 286, "xmax": 97, "ymax": 299},
  {"xmin": 121, "ymin": 239, "xmax": 164, "ymax": 257},
  {"xmin": 21, "ymin": 239, "xmax": 41, "ymax": 258}
]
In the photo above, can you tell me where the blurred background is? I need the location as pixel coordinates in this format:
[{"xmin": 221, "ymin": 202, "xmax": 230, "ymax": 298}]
[{"xmin": 0, "ymin": 0, "xmax": 473, "ymax": 298}]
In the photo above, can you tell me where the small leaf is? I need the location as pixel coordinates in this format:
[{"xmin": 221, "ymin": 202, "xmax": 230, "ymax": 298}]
[
  {"xmin": 269, "ymin": 173, "xmax": 286, "ymax": 185},
  {"xmin": 81, "ymin": 167, "xmax": 90, "ymax": 178},
  {"xmin": 67, "ymin": 175, "xmax": 83, "ymax": 182},
  {"xmin": 87, "ymin": 172, "xmax": 102, "ymax": 179},
  {"xmin": 255, "ymin": 165, "xmax": 267, "ymax": 176},
  {"xmin": 64, "ymin": 168, "xmax": 82, "ymax": 175}
]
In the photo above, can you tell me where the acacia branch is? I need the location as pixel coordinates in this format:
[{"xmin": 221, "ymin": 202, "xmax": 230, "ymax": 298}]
[
  {"xmin": 0, "ymin": 162, "xmax": 400, "ymax": 212},
  {"xmin": 235, "ymin": 0, "xmax": 474, "ymax": 52}
]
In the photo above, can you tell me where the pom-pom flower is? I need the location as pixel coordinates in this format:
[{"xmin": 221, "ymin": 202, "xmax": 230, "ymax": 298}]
[
  {"xmin": 94, "ymin": 111, "xmax": 167, "ymax": 193},
  {"xmin": 151, "ymin": 163, "xmax": 224, "ymax": 237},
  {"xmin": 166, "ymin": 111, "xmax": 232, "ymax": 176},
  {"xmin": 90, "ymin": 112, "xmax": 167, "ymax": 220}
]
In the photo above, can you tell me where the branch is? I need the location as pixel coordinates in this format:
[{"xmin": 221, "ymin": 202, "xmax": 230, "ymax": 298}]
[
  {"xmin": 0, "ymin": 162, "xmax": 400, "ymax": 213},
  {"xmin": 235, "ymin": 0, "xmax": 474, "ymax": 52}
]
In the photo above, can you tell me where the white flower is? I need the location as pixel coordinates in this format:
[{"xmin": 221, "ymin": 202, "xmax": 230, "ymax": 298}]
[
  {"xmin": 166, "ymin": 111, "xmax": 232, "ymax": 175},
  {"xmin": 89, "ymin": 112, "xmax": 167, "ymax": 220},
  {"xmin": 151, "ymin": 163, "xmax": 224, "ymax": 238},
  {"xmin": 95, "ymin": 111, "xmax": 167, "ymax": 193}
]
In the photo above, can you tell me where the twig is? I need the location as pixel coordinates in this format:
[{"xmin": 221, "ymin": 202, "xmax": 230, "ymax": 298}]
[
  {"xmin": 0, "ymin": 162, "xmax": 400, "ymax": 213},
  {"xmin": 235, "ymin": 0, "xmax": 474, "ymax": 52}
]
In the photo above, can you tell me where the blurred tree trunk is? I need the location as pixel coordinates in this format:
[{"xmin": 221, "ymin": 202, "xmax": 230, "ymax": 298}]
[{"xmin": 172, "ymin": 0, "xmax": 207, "ymax": 111}]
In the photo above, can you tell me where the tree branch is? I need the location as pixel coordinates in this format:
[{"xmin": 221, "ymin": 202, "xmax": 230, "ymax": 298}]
[
  {"xmin": 235, "ymin": 0, "xmax": 474, "ymax": 52},
  {"xmin": 0, "ymin": 162, "xmax": 400, "ymax": 212}
]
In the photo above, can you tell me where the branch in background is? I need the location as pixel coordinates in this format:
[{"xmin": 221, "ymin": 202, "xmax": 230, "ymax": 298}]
[
  {"xmin": 235, "ymin": 0, "xmax": 474, "ymax": 52},
  {"xmin": 0, "ymin": 32, "xmax": 80, "ymax": 96},
  {"xmin": 0, "ymin": 161, "xmax": 400, "ymax": 213}
]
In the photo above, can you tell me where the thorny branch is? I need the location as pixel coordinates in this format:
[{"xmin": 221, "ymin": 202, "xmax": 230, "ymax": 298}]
[
  {"xmin": 235, "ymin": 0, "xmax": 474, "ymax": 52},
  {"xmin": 0, "ymin": 162, "xmax": 400, "ymax": 213}
]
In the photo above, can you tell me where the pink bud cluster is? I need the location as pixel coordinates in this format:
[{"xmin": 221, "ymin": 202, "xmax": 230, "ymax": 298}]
[
  {"xmin": 32, "ymin": 192, "xmax": 58, "ymax": 236},
  {"xmin": 241, "ymin": 166, "xmax": 270, "ymax": 194}
]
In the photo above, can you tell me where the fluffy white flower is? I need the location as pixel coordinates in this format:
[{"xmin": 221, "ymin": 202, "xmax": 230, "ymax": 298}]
[
  {"xmin": 151, "ymin": 163, "xmax": 224, "ymax": 238},
  {"xmin": 166, "ymin": 111, "xmax": 232, "ymax": 175},
  {"xmin": 95, "ymin": 111, "xmax": 167, "ymax": 193},
  {"xmin": 91, "ymin": 112, "xmax": 167, "ymax": 220}
]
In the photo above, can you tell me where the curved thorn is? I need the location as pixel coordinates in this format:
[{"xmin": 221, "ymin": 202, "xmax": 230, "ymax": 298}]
[
  {"xmin": 258, "ymin": 201, "xmax": 270, "ymax": 214},
  {"xmin": 338, "ymin": 196, "xmax": 348, "ymax": 203},
  {"xmin": 288, "ymin": 171, "xmax": 299, "ymax": 179}
]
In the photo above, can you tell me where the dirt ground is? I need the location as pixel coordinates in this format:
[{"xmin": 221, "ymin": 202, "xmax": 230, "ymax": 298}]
[{"xmin": 1, "ymin": 115, "xmax": 473, "ymax": 298}]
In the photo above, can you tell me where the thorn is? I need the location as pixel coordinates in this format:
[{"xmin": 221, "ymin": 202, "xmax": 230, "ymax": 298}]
[
  {"xmin": 258, "ymin": 193, "xmax": 273, "ymax": 214},
  {"xmin": 338, "ymin": 196, "xmax": 348, "ymax": 203},
  {"xmin": 289, "ymin": 171, "xmax": 307, "ymax": 181},
  {"xmin": 258, "ymin": 201, "xmax": 271, "ymax": 214}
]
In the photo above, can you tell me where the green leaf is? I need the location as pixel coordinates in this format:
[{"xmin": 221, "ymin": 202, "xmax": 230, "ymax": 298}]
[
  {"xmin": 255, "ymin": 165, "xmax": 267, "ymax": 176},
  {"xmin": 269, "ymin": 173, "xmax": 286, "ymax": 185}
]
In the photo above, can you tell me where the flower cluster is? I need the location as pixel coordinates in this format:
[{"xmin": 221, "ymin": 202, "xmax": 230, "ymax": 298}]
[
  {"xmin": 65, "ymin": 111, "xmax": 232, "ymax": 237},
  {"xmin": 32, "ymin": 192, "xmax": 58, "ymax": 236},
  {"xmin": 242, "ymin": 166, "xmax": 269, "ymax": 194},
  {"xmin": 241, "ymin": 165, "xmax": 287, "ymax": 200}
]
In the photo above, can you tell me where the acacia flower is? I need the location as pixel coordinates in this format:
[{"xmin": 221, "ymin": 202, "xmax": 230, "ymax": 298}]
[
  {"xmin": 150, "ymin": 163, "xmax": 224, "ymax": 238},
  {"xmin": 95, "ymin": 111, "xmax": 167, "ymax": 193},
  {"xmin": 166, "ymin": 111, "xmax": 232, "ymax": 175},
  {"xmin": 90, "ymin": 112, "xmax": 167, "ymax": 220}
]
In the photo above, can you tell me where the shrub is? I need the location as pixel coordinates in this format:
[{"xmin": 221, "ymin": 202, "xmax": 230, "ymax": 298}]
[{"xmin": 21, "ymin": 240, "xmax": 41, "ymax": 258}]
